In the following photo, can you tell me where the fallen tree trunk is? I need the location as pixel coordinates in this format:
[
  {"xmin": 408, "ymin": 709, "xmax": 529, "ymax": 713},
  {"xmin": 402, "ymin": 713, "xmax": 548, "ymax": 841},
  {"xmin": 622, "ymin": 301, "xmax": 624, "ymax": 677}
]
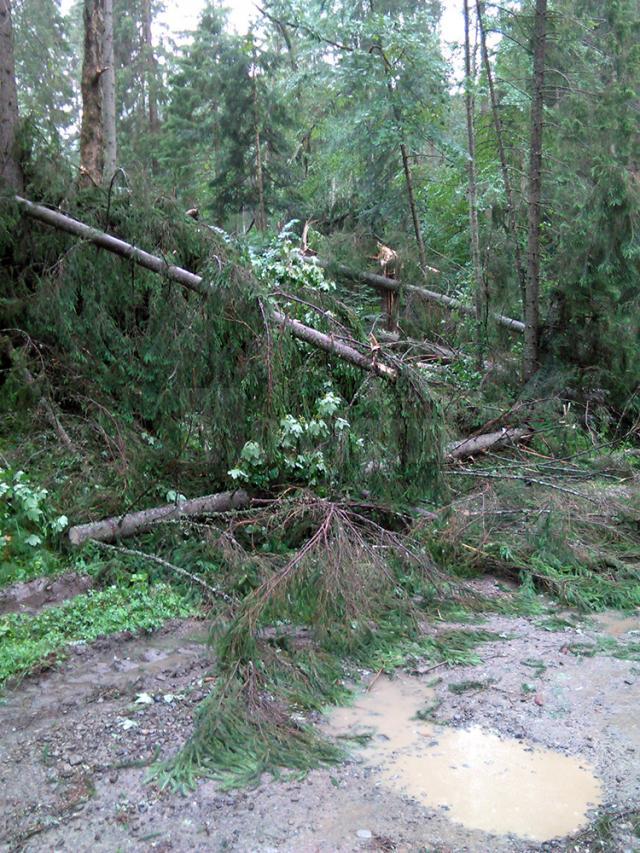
[
  {"xmin": 14, "ymin": 196, "xmax": 396, "ymax": 380},
  {"xmin": 302, "ymin": 255, "xmax": 525, "ymax": 334},
  {"xmin": 446, "ymin": 427, "xmax": 531, "ymax": 461},
  {"xmin": 68, "ymin": 489, "xmax": 250, "ymax": 545},
  {"xmin": 69, "ymin": 428, "xmax": 530, "ymax": 545}
]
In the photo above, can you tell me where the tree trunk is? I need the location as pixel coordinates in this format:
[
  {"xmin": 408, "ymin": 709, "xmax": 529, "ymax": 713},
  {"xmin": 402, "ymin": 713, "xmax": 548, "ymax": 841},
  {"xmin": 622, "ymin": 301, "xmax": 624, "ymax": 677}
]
[
  {"xmin": 251, "ymin": 55, "xmax": 267, "ymax": 232},
  {"xmin": 463, "ymin": 0, "xmax": 485, "ymax": 370},
  {"xmin": 399, "ymin": 140, "xmax": 427, "ymax": 272},
  {"xmin": 79, "ymin": 0, "xmax": 105, "ymax": 188},
  {"xmin": 15, "ymin": 196, "xmax": 398, "ymax": 380},
  {"xmin": 301, "ymin": 254, "xmax": 525, "ymax": 333},
  {"xmin": 446, "ymin": 427, "xmax": 531, "ymax": 461},
  {"xmin": 0, "ymin": 0, "xmax": 22, "ymax": 192},
  {"xmin": 476, "ymin": 0, "xmax": 526, "ymax": 312},
  {"xmin": 142, "ymin": 0, "xmax": 159, "ymax": 173},
  {"xmin": 68, "ymin": 490, "xmax": 251, "ymax": 545},
  {"xmin": 524, "ymin": 0, "xmax": 547, "ymax": 381},
  {"xmin": 101, "ymin": 0, "xmax": 116, "ymax": 182}
]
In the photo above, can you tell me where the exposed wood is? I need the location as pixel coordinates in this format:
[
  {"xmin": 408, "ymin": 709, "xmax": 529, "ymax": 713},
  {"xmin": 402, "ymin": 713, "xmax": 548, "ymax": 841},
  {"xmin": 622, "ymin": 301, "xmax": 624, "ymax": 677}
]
[
  {"xmin": 68, "ymin": 490, "xmax": 251, "ymax": 545},
  {"xmin": 101, "ymin": 0, "xmax": 116, "ymax": 181},
  {"xmin": 301, "ymin": 254, "xmax": 525, "ymax": 333},
  {"xmin": 15, "ymin": 196, "xmax": 398, "ymax": 380},
  {"xmin": 79, "ymin": 0, "xmax": 105, "ymax": 188},
  {"xmin": 446, "ymin": 427, "xmax": 531, "ymax": 461},
  {"xmin": 0, "ymin": 0, "xmax": 22, "ymax": 192},
  {"xmin": 524, "ymin": 0, "xmax": 548, "ymax": 380}
]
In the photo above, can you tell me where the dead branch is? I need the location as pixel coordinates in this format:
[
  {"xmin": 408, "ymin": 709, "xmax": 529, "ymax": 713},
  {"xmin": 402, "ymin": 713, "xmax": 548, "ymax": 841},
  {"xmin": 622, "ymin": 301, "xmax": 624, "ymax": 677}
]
[{"xmin": 89, "ymin": 539, "xmax": 232, "ymax": 602}]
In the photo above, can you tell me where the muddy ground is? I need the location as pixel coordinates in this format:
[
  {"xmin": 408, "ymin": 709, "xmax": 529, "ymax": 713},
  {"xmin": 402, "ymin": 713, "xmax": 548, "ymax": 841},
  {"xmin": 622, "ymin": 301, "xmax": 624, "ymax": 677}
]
[{"xmin": 1, "ymin": 579, "xmax": 639, "ymax": 853}]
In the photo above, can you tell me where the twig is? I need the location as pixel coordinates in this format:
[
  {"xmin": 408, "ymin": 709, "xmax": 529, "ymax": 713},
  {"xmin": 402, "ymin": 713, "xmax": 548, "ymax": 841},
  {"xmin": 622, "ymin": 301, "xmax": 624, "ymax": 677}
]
[
  {"xmin": 89, "ymin": 539, "xmax": 232, "ymax": 602},
  {"xmin": 446, "ymin": 469, "xmax": 600, "ymax": 503}
]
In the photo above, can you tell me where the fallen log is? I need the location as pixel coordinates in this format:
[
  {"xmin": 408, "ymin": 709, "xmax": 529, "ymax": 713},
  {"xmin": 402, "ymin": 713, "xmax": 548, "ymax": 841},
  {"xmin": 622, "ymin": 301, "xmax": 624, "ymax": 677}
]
[
  {"xmin": 14, "ymin": 196, "xmax": 396, "ymax": 380},
  {"xmin": 68, "ymin": 489, "xmax": 250, "ymax": 545},
  {"xmin": 69, "ymin": 428, "xmax": 530, "ymax": 545},
  {"xmin": 446, "ymin": 427, "xmax": 531, "ymax": 461},
  {"xmin": 301, "ymin": 255, "xmax": 525, "ymax": 334}
]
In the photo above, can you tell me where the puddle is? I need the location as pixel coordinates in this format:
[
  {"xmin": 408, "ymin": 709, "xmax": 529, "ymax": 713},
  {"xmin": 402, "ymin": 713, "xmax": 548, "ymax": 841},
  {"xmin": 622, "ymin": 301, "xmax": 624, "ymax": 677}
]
[
  {"xmin": 327, "ymin": 674, "xmax": 602, "ymax": 842},
  {"xmin": 592, "ymin": 610, "xmax": 640, "ymax": 637}
]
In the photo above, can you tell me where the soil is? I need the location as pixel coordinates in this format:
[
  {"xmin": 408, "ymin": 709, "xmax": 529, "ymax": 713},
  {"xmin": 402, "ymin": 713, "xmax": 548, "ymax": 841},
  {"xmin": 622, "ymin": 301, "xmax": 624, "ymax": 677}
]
[
  {"xmin": 0, "ymin": 573, "xmax": 94, "ymax": 616},
  {"xmin": 1, "ymin": 579, "xmax": 639, "ymax": 852}
]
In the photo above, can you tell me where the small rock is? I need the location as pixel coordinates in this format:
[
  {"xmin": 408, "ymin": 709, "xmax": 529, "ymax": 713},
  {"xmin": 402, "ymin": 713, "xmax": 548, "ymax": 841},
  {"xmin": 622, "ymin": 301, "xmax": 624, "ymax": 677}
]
[
  {"xmin": 356, "ymin": 829, "xmax": 372, "ymax": 839},
  {"xmin": 68, "ymin": 754, "xmax": 83, "ymax": 766}
]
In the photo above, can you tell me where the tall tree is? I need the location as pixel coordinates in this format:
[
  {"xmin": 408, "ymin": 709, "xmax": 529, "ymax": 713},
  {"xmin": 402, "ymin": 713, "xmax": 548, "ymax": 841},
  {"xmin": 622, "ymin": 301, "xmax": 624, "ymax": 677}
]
[
  {"xmin": 476, "ymin": 0, "xmax": 526, "ymax": 311},
  {"xmin": 0, "ymin": 0, "xmax": 22, "ymax": 191},
  {"xmin": 523, "ymin": 0, "xmax": 548, "ymax": 380},
  {"xmin": 102, "ymin": 0, "xmax": 116, "ymax": 180},
  {"xmin": 79, "ymin": 0, "xmax": 105, "ymax": 187},
  {"xmin": 463, "ymin": 0, "xmax": 484, "ymax": 367}
]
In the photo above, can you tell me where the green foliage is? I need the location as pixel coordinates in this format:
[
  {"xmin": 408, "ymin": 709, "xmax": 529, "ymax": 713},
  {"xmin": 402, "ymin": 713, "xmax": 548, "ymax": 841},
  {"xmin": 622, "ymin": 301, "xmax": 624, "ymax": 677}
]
[
  {"xmin": 0, "ymin": 467, "xmax": 67, "ymax": 586},
  {"xmin": 0, "ymin": 577, "xmax": 196, "ymax": 686}
]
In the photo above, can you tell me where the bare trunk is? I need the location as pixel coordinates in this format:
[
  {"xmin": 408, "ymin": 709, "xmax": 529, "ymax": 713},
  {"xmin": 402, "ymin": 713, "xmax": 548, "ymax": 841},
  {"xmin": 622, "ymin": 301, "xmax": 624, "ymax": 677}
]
[
  {"xmin": 15, "ymin": 196, "xmax": 397, "ymax": 380},
  {"xmin": 69, "ymin": 490, "xmax": 251, "ymax": 545},
  {"xmin": 102, "ymin": 0, "xmax": 116, "ymax": 182},
  {"xmin": 524, "ymin": 0, "xmax": 547, "ymax": 381},
  {"xmin": 446, "ymin": 427, "xmax": 531, "ymax": 461},
  {"xmin": 399, "ymin": 141, "xmax": 427, "ymax": 272},
  {"xmin": 143, "ymin": 0, "xmax": 159, "ymax": 173},
  {"xmin": 79, "ymin": 0, "xmax": 105, "ymax": 188},
  {"xmin": 463, "ymin": 0, "xmax": 485, "ymax": 370},
  {"xmin": 0, "ymin": 0, "xmax": 22, "ymax": 192},
  {"xmin": 301, "ymin": 254, "xmax": 525, "ymax": 333},
  {"xmin": 251, "ymin": 58, "xmax": 266, "ymax": 231},
  {"xmin": 476, "ymin": 0, "xmax": 526, "ymax": 310},
  {"xmin": 375, "ymin": 40, "xmax": 427, "ymax": 272}
]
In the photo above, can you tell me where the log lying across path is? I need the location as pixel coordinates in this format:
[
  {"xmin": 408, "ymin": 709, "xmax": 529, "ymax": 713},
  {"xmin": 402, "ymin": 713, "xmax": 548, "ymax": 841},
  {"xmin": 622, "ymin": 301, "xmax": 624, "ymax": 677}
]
[
  {"xmin": 68, "ymin": 489, "xmax": 250, "ymax": 546},
  {"xmin": 14, "ymin": 196, "xmax": 396, "ymax": 380},
  {"xmin": 68, "ymin": 429, "xmax": 531, "ymax": 545},
  {"xmin": 446, "ymin": 426, "xmax": 531, "ymax": 461},
  {"xmin": 301, "ymin": 255, "xmax": 525, "ymax": 334}
]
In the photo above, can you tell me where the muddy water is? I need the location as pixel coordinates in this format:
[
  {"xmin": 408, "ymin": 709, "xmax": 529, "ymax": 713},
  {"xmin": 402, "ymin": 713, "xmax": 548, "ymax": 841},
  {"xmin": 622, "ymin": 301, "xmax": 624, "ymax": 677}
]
[
  {"xmin": 327, "ymin": 675, "xmax": 602, "ymax": 842},
  {"xmin": 592, "ymin": 609, "xmax": 640, "ymax": 637}
]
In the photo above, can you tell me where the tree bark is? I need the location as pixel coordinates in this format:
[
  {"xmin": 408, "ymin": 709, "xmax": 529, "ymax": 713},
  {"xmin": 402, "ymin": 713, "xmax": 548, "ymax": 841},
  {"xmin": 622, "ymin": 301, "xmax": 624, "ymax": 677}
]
[
  {"xmin": 399, "ymin": 140, "xmax": 427, "ymax": 272},
  {"xmin": 251, "ymin": 53, "xmax": 267, "ymax": 232},
  {"xmin": 524, "ymin": 0, "xmax": 547, "ymax": 381},
  {"xmin": 142, "ymin": 0, "xmax": 159, "ymax": 173},
  {"xmin": 68, "ymin": 490, "xmax": 251, "ymax": 545},
  {"xmin": 476, "ymin": 0, "xmax": 526, "ymax": 312},
  {"xmin": 101, "ymin": 0, "xmax": 116, "ymax": 182},
  {"xmin": 79, "ymin": 0, "xmax": 105, "ymax": 189},
  {"xmin": 15, "ymin": 196, "xmax": 398, "ymax": 380},
  {"xmin": 0, "ymin": 0, "xmax": 23, "ymax": 192},
  {"xmin": 463, "ymin": 0, "xmax": 485, "ymax": 369},
  {"xmin": 301, "ymin": 254, "xmax": 525, "ymax": 333},
  {"xmin": 446, "ymin": 426, "xmax": 531, "ymax": 461}
]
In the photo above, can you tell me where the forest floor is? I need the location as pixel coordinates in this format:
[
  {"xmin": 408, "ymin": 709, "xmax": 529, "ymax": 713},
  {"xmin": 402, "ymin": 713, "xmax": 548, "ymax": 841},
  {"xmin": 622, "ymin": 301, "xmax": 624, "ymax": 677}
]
[{"xmin": 1, "ymin": 578, "xmax": 639, "ymax": 852}]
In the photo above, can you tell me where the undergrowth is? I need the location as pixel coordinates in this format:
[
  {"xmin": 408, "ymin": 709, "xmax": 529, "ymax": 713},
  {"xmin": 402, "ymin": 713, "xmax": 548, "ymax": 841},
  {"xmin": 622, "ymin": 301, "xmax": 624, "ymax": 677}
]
[{"xmin": 0, "ymin": 576, "xmax": 197, "ymax": 686}]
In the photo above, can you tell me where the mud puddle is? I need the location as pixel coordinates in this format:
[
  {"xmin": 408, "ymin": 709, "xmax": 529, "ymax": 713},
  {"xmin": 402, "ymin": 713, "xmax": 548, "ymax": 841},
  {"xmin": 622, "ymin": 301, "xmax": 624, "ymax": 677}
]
[
  {"xmin": 327, "ymin": 673, "xmax": 602, "ymax": 842},
  {"xmin": 0, "ymin": 572, "xmax": 94, "ymax": 616}
]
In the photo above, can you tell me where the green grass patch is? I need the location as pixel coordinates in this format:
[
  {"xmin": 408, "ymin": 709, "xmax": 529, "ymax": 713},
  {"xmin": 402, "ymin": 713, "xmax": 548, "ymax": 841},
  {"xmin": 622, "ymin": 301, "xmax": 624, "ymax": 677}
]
[{"xmin": 0, "ymin": 580, "xmax": 197, "ymax": 685}]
